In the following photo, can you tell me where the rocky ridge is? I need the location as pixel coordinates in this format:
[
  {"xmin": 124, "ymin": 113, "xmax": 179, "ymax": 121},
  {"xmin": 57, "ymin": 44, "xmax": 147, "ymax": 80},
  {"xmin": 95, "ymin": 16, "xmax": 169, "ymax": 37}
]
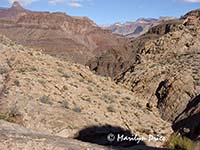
[
  {"xmin": 0, "ymin": 2, "xmax": 128, "ymax": 65},
  {"xmin": 101, "ymin": 17, "xmax": 176, "ymax": 38},
  {"xmin": 115, "ymin": 9, "xmax": 200, "ymax": 139}
]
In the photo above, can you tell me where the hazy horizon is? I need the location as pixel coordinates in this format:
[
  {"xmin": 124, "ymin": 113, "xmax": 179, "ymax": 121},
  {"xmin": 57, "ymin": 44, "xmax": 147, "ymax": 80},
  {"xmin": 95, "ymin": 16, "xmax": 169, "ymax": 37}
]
[{"xmin": 0, "ymin": 0, "xmax": 200, "ymax": 25}]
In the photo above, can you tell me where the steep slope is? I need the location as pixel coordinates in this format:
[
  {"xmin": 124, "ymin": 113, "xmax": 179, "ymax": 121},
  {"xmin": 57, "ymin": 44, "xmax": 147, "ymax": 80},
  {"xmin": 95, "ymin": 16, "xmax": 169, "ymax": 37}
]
[
  {"xmin": 0, "ymin": 2, "xmax": 128, "ymax": 65},
  {"xmin": 115, "ymin": 9, "xmax": 200, "ymax": 132},
  {"xmin": 172, "ymin": 94, "xmax": 200, "ymax": 140},
  {"xmin": 88, "ymin": 18, "xmax": 183, "ymax": 78},
  {"xmin": 101, "ymin": 17, "xmax": 176, "ymax": 38},
  {"xmin": 0, "ymin": 35, "xmax": 172, "ymax": 148}
]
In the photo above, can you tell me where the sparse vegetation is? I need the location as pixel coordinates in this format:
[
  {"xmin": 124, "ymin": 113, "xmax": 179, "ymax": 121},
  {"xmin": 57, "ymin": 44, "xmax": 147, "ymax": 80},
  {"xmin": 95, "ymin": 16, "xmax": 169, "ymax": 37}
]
[
  {"xmin": 38, "ymin": 79, "xmax": 46, "ymax": 86},
  {"xmin": 72, "ymin": 106, "xmax": 82, "ymax": 113},
  {"xmin": 107, "ymin": 105, "xmax": 116, "ymax": 112},
  {"xmin": 166, "ymin": 134, "xmax": 194, "ymax": 150},
  {"xmin": 60, "ymin": 100, "xmax": 70, "ymax": 109},
  {"xmin": 80, "ymin": 95, "xmax": 91, "ymax": 102},
  {"xmin": 0, "ymin": 113, "xmax": 8, "ymax": 120},
  {"xmin": 62, "ymin": 73, "xmax": 70, "ymax": 79},
  {"xmin": 39, "ymin": 95, "xmax": 52, "ymax": 105},
  {"xmin": 101, "ymin": 94, "xmax": 115, "ymax": 104},
  {"xmin": 0, "ymin": 66, "xmax": 8, "ymax": 74},
  {"xmin": 0, "ymin": 105, "xmax": 22, "ymax": 123},
  {"xmin": 62, "ymin": 85, "xmax": 68, "ymax": 91},
  {"xmin": 14, "ymin": 79, "xmax": 20, "ymax": 86},
  {"xmin": 87, "ymin": 86, "xmax": 93, "ymax": 92},
  {"xmin": 123, "ymin": 96, "xmax": 131, "ymax": 101},
  {"xmin": 18, "ymin": 67, "xmax": 27, "ymax": 73}
]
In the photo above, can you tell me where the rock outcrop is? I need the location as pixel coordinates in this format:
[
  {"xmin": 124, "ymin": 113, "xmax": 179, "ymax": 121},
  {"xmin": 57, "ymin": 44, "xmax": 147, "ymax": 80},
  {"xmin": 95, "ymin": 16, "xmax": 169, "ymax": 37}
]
[
  {"xmin": 0, "ymin": 120, "xmax": 174, "ymax": 150},
  {"xmin": 115, "ymin": 9, "xmax": 200, "ymax": 127},
  {"xmin": 0, "ymin": 120, "xmax": 111, "ymax": 150},
  {"xmin": 88, "ymin": 19, "xmax": 183, "ymax": 78},
  {"xmin": 172, "ymin": 94, "xmax": 200, "ymax": 140}
]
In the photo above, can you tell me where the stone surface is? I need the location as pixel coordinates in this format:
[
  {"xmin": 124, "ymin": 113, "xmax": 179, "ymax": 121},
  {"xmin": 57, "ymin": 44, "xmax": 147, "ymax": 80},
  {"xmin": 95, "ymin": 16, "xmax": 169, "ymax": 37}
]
[{"xmin": 172, "ymin": 94, "xmax": 200, "ymax": 140}]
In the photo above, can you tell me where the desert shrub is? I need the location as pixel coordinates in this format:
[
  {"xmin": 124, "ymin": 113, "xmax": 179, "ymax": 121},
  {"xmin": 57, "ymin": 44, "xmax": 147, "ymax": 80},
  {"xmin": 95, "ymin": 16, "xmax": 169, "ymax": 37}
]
[
  {"xmin": 167, "ymin": 134, "xmax": 194, "ymax": 150},
  {"xmin": 0, "ymin": 105, "xmax": 22, "ymax": 123},
  {"xmin": 14, "ymin": 79, "xmax": 20, "ymax": 86},
  {"xmin": 80, "ymin": 95, "xmax": 91, "ymax": 102},
  {"xmin": 116, "ymin": 90, "xmax": 121, "ymax": 95},
  {"xmin": 0, "ymin": 66, "xmax": 8, "ymax": 74},
  {"xmin": 39, "ymin": 95, "xmax": 52, "ymax": 105},
  {"xmin": 9, "ymin": 105, "xmax": 21, "ymax": 117},
  {"xmin": 38, "ymin": 79, "xmax": 46, "ymax": 86},
  {"xmin": 29, "ymin": 67, "xmax": 37, "ymax": 72},
  {"xmin": 0, "ymin": 113, "xmax": 8, "ymax": 120},
  {"xmin": 107, "ymin": 105, "xmax": 116, "ymax": 112},
  {"xmin": 62, "ymin": 73, "xmax": 70, "ymax": 79},
  {"xmin": 62, "ymin": 85, "xmax": 68, "ymax": 91},
  {"xmin": 123, "ymin": 96, "xmax": 131, "ymax": 101},
  {"xmin": 87, "ymin": 86, "xmax": 93, "ymax": 92},
  {"xmin": 18, "ymin": 68, "xmax": 26, "ymax": 73},
  {"xmin": 57, "ymin": 68, "xmax": 64, "ymax": 74},
  {"xmin": 101, "ymin": 94, "xmax": 115, "ymax": 104},
  {"xmin": 73, "ymin": 106, "xmax": 82, "ymax": 113},
  {"xmin": 60, "ymin": 100, "xmax": 70, "ymax": 109}
]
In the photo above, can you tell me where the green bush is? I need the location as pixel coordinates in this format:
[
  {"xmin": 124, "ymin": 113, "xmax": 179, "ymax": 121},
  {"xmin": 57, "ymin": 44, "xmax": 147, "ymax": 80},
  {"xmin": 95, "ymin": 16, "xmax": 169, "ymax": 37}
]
[
  {"xmin": 167, "ymin": 134, "xmax": 194, "ymax": 150},
  {"xmin": 0, "ymin": 113, "xmax": 8, "ymax": 120}
]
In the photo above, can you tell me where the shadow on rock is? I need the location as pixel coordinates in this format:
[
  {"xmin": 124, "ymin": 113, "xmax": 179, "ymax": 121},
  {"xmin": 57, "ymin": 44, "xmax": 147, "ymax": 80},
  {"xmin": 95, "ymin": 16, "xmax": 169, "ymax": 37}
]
[
  {"xmin": 74, "ymin": 125, "xmax": 171, "ymax": 150},
  {"xmin": 74, "ymin": 125, "xmax": 145, "ymax": 148},
  {"xmin": 172, "ymin": 94, "xmax": 200, "ymax": 141}
]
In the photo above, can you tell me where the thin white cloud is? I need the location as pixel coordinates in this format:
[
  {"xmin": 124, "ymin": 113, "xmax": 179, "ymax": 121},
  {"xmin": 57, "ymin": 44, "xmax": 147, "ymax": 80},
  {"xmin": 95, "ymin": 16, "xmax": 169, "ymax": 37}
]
[
  {"xmin": 68, "ymin": 2, "xmax": 82, "ymax": 7},
  {"xmin": 48, "ymin": 0, "xmax": 65, "ymax": 5},
  {"xmin": 48, "ymin": 0, "xmax": 90, "ymax": 8},
  {"xmin": 179, "ymin": 0, "xmax": 200, "ymax": 3},
  {"xmin": 7, "ymin": 0, "xmax": 40, "ymax": 6}
]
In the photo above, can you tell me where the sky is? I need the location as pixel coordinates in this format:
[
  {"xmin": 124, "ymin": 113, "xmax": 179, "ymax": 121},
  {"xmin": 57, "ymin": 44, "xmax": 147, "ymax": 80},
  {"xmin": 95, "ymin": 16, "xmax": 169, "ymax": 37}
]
[{"xmin": 0, "ymin": 0, "xmax": 200, "ymax": 24}]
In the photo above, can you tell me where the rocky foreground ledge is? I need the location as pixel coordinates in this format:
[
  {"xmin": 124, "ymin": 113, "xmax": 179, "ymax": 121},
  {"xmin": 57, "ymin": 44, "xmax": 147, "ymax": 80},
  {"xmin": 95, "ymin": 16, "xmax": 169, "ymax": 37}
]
[{"xmin": 0, "ymin": 120, "xmax": 171, "ymax": 150}]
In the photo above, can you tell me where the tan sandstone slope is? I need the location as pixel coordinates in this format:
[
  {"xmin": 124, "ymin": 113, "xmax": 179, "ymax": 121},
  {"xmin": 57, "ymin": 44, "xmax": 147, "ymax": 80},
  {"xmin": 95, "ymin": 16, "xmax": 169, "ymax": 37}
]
[{"xmin": 0, "ymin": 35, "xmax": 172, "ymax": 149}]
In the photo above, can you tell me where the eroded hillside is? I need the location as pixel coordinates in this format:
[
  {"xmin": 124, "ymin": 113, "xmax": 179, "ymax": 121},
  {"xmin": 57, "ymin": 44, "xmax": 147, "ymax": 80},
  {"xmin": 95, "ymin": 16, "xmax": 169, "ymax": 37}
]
[
  {"xmin": 0, "ymin": 2, "xmax": 129, "ymax": 66},
  {"xmin": 115, "ymin": 9, "xmax": 200, "ymax": 140},
  {"xmin": 0, "ymin": 34, "xmax": 173, "ymax": 148}
]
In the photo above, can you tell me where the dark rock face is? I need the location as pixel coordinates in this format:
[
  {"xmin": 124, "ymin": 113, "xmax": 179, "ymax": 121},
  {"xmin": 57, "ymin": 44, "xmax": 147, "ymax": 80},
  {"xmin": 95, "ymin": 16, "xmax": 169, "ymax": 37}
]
[
  {"xmin": 147, "ymin": 19, "xmax": 183, "ymax": 35},
  {"xmin": 87, "ymin": 48, "xmax": 136, "ymax": 78},
  {"xmin": 155, "ymin": 78, "xmax": 197, "ymax": 122},
  {"xmin": 172, "ymin": 95, "xmax": 200, "ymax": 140}
]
